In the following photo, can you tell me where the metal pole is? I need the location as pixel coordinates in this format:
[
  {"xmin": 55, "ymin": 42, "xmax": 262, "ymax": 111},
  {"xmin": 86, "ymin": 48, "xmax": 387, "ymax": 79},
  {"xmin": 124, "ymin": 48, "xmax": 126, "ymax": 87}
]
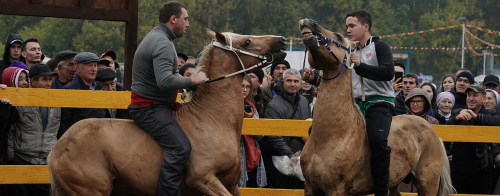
[
  {"xmin": 461, "ymin": 24, "xmax": 465, "ymax": 69},
  {"xmin": 483, "ymin": 50, "xmax": 486, "ymax": 75}
]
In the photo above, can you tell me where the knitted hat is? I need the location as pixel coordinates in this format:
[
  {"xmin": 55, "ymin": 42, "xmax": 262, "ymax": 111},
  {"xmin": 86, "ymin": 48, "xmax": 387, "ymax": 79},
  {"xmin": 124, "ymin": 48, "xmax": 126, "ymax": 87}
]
[
  {"xmin": 253, "ymin": 68, "xmax": 264, "ymax": 84},
  {"xmin": 436, "ymin": 92, "xmax": 455, "ymax": 107},
  {"xmin": 270, "ymin": 60, "xmax": 290, "ymax": 76},
  {"xmin": 2, "ymin": 67, "xmax": 30, "ymax": 88},
  {"xmin": 456, "ymin": 71, "xmax": 475, "ymax": 84}
]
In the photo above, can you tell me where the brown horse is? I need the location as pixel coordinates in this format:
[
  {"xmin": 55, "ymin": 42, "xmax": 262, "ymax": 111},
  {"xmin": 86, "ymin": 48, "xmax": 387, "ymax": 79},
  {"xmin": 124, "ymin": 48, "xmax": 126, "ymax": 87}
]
[
  {"xmin": 47, "ymin": 29, "xmax": 287, "ymax": 196},
  {"xmin": 298, "ymin": 19, "xmax": 454, "ymax": 196}
]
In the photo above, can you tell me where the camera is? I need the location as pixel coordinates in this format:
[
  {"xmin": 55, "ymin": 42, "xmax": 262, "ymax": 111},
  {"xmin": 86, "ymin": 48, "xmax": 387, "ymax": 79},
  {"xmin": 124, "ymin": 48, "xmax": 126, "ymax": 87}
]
[{"xmin": 244, "ymin": 105, "xmax": 252, "ymax": 113}]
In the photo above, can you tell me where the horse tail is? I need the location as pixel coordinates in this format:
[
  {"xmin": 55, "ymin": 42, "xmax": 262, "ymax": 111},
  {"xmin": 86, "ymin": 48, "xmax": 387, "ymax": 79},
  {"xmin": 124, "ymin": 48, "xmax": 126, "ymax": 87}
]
[
  {"xmin": 437, "ymin": 139, "xmax": 455, "ymax": 196},
  {"xmin": 47, "ymin": 153, "xmax": 69, "ymax": 196}
]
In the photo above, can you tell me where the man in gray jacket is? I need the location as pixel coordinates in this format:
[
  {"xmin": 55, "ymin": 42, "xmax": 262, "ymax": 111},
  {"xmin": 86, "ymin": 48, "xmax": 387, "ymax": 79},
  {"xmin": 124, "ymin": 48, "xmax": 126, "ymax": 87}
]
[
  {"xmin": 8, "ymin": 63, "xmax": 59, "ymax": 196},
  {"xmin": 128, "ymin": 2, "xmax": 208, "ymax": 196},
  {"xmin": 262, "ymin": 68, "xmax": 311, "ymax": 189}
]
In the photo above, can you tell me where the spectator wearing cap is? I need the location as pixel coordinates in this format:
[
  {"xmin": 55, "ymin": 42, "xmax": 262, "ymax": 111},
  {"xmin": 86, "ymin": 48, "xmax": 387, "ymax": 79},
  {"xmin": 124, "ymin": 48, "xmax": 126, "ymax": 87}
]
[
  {"xmin": 7, "ymin": 63, "xmax": 59, "ymax": 196},
  {"xmin": 20, "ymin": 37, "xmax": 42, "ymax": 69},
  {"xmin": 59, "ymin": 52, "xmax": 105, "ymax": 138},
  {"xmin": 96, "ymin": 68, "xmax": 124, "ymax": 118},
  {"xmin": 447, "ymin": 84, "xmax": 500, "ymax": 194},
  {"xmin": 51, "ymin": 50, "xmax": 78, "ymax": 89},
  {"xmin": 484, "ymin": 75, "xmax": 500, "ymax": 94},
  {"xmin": 0, "ymin": 34, "xmax": 23, "ymax": 82},
  {"xmin": 177, "ymin": 52, "xmax": 188, "ymax": 69},
  {"xmin": 96, "ymin": 67, "xmax": 123, "ymax": 92},
  {"xmin": 46, "ymin": 58, "xmax": 59, "ymax": 75},
  {"xmin": 451, "ymin": 71, "xmax": 474, "ymax": 110},
  {"xmin": 247, "ymin": 69, "xmax": 267, "ymax": 117},
  {"xmin": 97, "ymin": 59, "xmax": 111, "ymax": 70},
  {"xmin": 99, "ymin": 50, "xmax": 117, "ymax": 70},
  {"xmin": 99, "ymin": 50, "xmax": 123, "ymax": 83},
  {"xmin": 261, "ymin": 60, "xmax": 290, "ymax": 107}
]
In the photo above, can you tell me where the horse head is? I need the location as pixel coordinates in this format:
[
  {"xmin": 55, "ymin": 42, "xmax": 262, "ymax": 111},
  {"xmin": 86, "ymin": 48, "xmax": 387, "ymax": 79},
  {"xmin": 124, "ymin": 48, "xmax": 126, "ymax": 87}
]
[
  {"xmin": 299, "ymin": 18, "xmax": 357, "ymax": 72},
  {"xmin": 203, "ymin": 29, "xmax": 287, "ymax": 78}
]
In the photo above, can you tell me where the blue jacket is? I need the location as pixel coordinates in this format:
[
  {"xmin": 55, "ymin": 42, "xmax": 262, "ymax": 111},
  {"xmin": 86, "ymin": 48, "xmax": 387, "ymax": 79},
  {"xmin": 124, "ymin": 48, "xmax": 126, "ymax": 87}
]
[{"xmin": 58, "ymin": 74, "xmax": 105, "ymax": 138}]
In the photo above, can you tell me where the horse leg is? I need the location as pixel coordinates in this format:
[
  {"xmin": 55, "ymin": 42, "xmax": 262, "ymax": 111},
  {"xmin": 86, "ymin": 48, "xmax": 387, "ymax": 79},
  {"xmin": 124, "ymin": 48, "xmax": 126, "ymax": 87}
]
[
  {"xmin": 228, "ymin": 185, "xmax": 241, "ymax": 196},
  {"xmin": 413, "ymin": 164, "xmax": 441, "ymax": 196},
  {"xmin": 389, "ymin": 185, "xmax": 401, "ymax": 196},
  {"xmin": 186, "ymin": 173, "xmax": 232, "ymax": 196}
]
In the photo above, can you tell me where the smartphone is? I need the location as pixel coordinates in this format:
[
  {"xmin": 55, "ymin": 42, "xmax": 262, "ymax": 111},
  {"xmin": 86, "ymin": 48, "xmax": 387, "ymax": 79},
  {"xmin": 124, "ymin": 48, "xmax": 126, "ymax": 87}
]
[
  {"xmin": 395, "ymin": 71, "xmax": 403, "ymax": 84},
  {"xmin": 244, "ymin": 105, "xmax": 252, "ymax": 113}
]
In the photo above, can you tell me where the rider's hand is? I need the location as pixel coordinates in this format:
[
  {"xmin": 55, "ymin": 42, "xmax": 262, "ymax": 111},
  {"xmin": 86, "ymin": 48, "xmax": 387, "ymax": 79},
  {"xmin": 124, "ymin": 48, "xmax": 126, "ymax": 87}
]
[
  {"xmin": 191, "ymin": 71, "xmax": 209, "ymax": 85},
  {"xmin": 302, "ymin": 68, "xmax": 315, "ymax": 83},
  {"xmin": 350, "ymin": 54, "xmax": 361, "ymax": 67}
]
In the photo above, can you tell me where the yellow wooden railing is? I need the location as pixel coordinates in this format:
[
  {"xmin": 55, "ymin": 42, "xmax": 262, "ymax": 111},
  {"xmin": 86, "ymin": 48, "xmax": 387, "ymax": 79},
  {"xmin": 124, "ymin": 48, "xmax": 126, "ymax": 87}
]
[{"xmin": 0, "ymin": 88, "xmax": 497, "ymax": 195}]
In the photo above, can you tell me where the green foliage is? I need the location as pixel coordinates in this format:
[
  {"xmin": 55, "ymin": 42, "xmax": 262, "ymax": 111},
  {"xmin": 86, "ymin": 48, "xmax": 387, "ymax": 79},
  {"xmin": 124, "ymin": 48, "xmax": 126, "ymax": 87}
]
[{"xmin": 0, "ymin": 0, "xmax": 498, "ymax": 82}]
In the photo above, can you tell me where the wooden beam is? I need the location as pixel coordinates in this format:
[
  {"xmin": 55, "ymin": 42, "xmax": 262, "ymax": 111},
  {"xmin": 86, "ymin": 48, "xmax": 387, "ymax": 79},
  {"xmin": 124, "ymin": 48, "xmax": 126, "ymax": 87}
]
[
  {"xmin": 0, "ymin": 165, "xmax": 484, "ymax": 196},
  {"xmin": 123, "ymin": 0, "xmax": 138, "ymax": 91},
  {"xmin": 0, "ymin": 165, "xmax": 50, "ymax": 184},
  {"xmin": 0, "ymin": 2, "xmax": 130, "ymax": 22}
]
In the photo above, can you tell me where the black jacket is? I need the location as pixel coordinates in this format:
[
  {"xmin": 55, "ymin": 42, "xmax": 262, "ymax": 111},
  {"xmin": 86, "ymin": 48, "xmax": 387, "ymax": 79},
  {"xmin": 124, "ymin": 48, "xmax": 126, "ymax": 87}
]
[
  {"xmin": 0, "ymin": 34, "xmax": 23, "ymax": 83},
  {"xmin": 58, "ymin": 74, "xmax": 106, "ymax": 138},
  {"xmin": 450, "ymin": 87, "xmax": 467, "ymax": 111},
  {"xmin": 261, "ymin": 77, "xmax": 311, "ymax": 171},
  {"xmin": 446, "ymin": 106, "xmax": 499, "ymax": 173},
  {"xmin": 394, "ymin": 91, "xmax": 407, "ymax": 115}
]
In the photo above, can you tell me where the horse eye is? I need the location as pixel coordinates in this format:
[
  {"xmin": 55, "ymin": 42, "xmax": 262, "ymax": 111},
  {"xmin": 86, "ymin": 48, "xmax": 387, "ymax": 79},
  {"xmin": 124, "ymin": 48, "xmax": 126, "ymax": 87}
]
[{"xmin": 245, "ymin": 39, "xmax": 251, "ymax": 46}]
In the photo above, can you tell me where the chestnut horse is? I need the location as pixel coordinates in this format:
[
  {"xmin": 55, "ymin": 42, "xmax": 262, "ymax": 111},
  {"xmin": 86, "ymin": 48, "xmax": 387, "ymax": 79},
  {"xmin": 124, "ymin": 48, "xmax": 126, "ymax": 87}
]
[
  {"xmin": 298, "ymin": 19, "xmax": 454, "ymax": 196},
  {"xmin": 47, "ymin": 29, "xmax": 287, "ymax": 196}
]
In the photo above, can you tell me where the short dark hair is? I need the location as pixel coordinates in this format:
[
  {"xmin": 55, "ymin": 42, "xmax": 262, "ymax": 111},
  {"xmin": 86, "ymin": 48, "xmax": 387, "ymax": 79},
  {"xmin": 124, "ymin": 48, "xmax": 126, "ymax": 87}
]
[
  {"xmin": 32, "ymin": 75, "xmax": 41, "ymax": 81},
  {"xmin": 346, "ymin": 10, "xmax": 372, "ymax": 32},
  {"xmin": 159, "ymin": 1, "xmax": 186, "ymax": 23},
  {"xmin": 21, "ymin": 37, "xmax": 39, "ymax": 52},
  {"xmin": 179, "ymin": 63, "xmax": 196, "ymax": 76},
  {"xmin": 420, "ymin": 82, "xmax": 437, "ymax": 107},
  {"xmin": 403, "ymin": 73, "xmax": 419, "ymax": 84},
  {"xmin": 395, "ymin": 62, "xmax": 405, "ymax": 73}
]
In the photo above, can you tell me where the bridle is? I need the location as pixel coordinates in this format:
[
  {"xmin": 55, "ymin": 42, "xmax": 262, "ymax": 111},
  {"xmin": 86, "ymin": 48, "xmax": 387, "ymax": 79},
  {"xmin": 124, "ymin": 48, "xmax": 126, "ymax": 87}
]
[
  {"xmin": 206, "ymin": 34, "xmax": 274, "ymax": 83},
  {"xmin": 316, "ymin": 34, "xmax": 354, "ymax": 80}
]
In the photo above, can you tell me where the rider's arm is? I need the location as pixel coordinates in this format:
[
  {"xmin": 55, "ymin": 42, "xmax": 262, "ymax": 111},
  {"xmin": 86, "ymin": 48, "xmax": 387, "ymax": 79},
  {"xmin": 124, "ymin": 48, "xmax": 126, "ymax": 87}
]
[
  {"xmin": 354, "ymin": 40, "xmax": 394, "ymax": 81},
  {"xmin": 152, "ymin": 41, "xmax": 192, "ymax": 91}
]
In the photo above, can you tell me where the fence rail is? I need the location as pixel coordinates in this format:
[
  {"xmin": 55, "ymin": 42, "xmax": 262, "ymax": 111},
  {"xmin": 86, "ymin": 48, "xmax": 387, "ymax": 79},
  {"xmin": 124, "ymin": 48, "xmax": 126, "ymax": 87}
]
[{"xmin": 0, "ymin": 88, "xmax": 497, "ymax": 195}]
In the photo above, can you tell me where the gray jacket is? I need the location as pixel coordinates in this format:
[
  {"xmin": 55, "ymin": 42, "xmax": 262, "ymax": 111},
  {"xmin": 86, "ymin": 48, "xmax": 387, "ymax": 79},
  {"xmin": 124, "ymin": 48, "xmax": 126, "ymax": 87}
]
[
  {"xmin": 131, "ymin": 22, "xmax": 192, "ymax": 104},
  {"xmin": 8, "ymin": 106, "xmax": 60, "ymax": 164}
]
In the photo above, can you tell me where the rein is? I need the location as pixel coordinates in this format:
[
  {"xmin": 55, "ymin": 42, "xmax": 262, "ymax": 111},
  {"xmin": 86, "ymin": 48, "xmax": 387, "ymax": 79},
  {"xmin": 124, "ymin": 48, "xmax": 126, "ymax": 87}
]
[
  {"xmin": 317, "ymin": 35, "xmax": 354, "ymax": 81},
  {"xmin": 206, "ymin": 35, "xmax": 273, "ymax": 83}
]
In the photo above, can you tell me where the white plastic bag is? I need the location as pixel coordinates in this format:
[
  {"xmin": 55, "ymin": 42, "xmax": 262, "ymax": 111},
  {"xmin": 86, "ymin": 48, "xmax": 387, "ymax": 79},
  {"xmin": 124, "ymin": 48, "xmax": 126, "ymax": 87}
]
[{"xmin": 272, "ymin": 151, "xmax": 305, "ymax": 181}]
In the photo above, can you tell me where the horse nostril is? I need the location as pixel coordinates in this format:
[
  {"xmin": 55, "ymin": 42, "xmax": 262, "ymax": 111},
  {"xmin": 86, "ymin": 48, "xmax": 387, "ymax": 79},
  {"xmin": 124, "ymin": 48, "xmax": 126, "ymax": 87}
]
[{"xmin": 279, "ymin": 37, "xmax": 287, "ymax": 45}]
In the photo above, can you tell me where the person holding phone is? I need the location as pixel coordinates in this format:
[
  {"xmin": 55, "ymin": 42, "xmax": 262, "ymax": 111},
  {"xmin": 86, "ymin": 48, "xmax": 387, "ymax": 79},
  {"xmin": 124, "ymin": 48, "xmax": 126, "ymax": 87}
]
[
  {"xmin": 239, "ymin": 75, "xmax": 267, "ymax": 188},
  {"xmin": 393, "ymin": 63, "xmax": 405, "ymax": 96}
]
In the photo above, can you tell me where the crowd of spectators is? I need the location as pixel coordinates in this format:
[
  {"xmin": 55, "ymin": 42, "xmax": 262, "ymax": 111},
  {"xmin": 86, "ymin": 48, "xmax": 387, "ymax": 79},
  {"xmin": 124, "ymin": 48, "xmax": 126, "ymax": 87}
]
[{"xmin": 1, "ymin": 32, "xmax": 500, "ymax": 195}]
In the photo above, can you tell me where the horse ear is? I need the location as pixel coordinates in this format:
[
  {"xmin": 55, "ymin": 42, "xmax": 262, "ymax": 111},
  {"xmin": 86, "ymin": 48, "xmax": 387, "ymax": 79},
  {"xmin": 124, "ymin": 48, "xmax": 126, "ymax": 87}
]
[
  {"xmin": 215, "ymin": 31, "xmax": 227, "ymax": 45},
  {"xmin": 206, "ymin": 28, "xmax": 216, "ymax": 40},
  {"xmin": 349, "ymin": 40, "xmax": 358, "ymax": 49}
]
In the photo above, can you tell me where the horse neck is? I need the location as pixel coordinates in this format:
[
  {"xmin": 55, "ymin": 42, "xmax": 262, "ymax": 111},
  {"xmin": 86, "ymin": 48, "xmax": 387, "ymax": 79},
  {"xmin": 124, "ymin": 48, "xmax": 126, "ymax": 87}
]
[
  {"xmin": 314, "ymin": 66, "xmax": 365, "ymax": 138},
  {"xmin": 186, "ymin": 50, "xmax": 244, "ymax": 124}
]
